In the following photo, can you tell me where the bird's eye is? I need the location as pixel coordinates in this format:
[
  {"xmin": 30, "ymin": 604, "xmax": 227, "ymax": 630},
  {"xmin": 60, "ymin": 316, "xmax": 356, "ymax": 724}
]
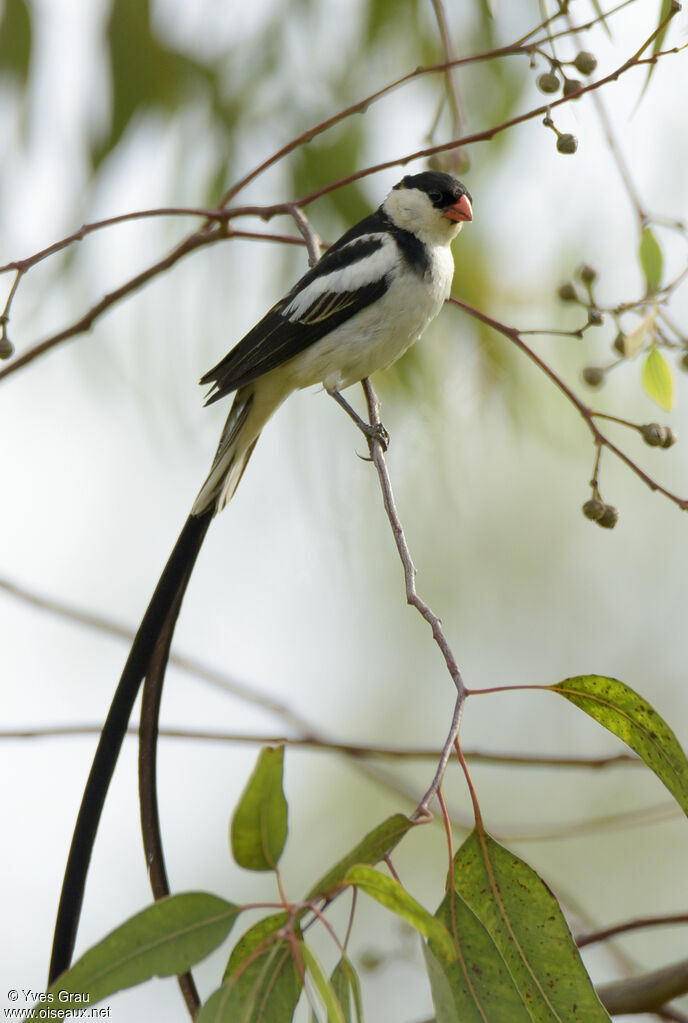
[{"xmin": 428, "ymin": 190, "xmax": 442, "ymax": 203}]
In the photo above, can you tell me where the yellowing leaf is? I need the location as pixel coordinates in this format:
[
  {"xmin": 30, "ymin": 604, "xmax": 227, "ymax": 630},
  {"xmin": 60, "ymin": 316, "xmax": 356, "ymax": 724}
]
[
  {"xmin": 642, "ymin": 347, "xmax": 673, "ymax": 411},
  {"xmin": 344, "ymin": 865, "xmax": 456, "ymax": 962},
  {"xmin": 622, "ymin": 308, "xmax": 657, "ymax": 358}
]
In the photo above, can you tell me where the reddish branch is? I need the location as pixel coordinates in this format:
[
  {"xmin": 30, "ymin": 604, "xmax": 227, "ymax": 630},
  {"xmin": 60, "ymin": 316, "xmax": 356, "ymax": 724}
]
[{"xmin": 450, "ymin": 298, "xmax": 688, "ymax": 512}]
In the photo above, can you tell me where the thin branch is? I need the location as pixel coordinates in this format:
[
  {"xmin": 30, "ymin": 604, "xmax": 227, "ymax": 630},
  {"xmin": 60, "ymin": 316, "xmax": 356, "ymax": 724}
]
[
  {"xmin": 0, "ymin": 724, "xmax": 643, "ymax": 768},
  {"xmin": 360, "ymin": 379, "xmax": 467, "ymax": 818},
  {"xmin": 450, "ymin": 298, "xmax": 688, "ymax": 511},
  {"xmin": 0, "ymin": 207, "xmax": 231, "ymax": 276},
  {"xmin": 577, "ymin": 912, "xmax": 688, "ymax": 949},
  {"xmin": 0, "ymin": 574, "xmax": 313, "ymax": 732},
  {"xmin": 0, "ymin": 225, "xmax": 225, "ymax": 384}
]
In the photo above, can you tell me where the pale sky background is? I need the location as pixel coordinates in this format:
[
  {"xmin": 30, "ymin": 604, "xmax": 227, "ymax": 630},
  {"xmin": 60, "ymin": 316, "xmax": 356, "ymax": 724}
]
[{"xmin": 2, "ymin": 1, "xmax": 688, "ymax": 1020}]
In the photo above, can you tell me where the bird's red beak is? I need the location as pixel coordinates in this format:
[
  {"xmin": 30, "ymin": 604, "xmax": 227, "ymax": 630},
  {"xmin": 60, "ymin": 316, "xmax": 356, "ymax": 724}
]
[{"xmin": 443, "ymin": 194, "xmax": 473, "ymax": 223}]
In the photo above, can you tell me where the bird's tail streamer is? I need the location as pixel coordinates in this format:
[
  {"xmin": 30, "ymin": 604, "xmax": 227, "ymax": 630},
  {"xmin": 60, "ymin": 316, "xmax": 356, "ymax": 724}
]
[
  {"xmin": 49, "ymin": 509, "xmax": 213, "ymax": 983},
  {"xmin": 50, "ymin": 382, "xmax": 281, "ymax": 983}
]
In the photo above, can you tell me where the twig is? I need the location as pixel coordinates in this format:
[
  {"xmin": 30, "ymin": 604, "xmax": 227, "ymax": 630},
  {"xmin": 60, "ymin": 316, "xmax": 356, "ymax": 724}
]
[
  {"xmin": 577, "ymin": 912, "xmax": 688, "ymax": 949},
  {"xmin": 0, "ymin": 225, "xmax": 225, "ymax": 384},
  {"xmin": 450, "ymin": 298, "xmax": 688, "ymax": 512},
  {"xmin": 360, "ymin": 378, "xmax": 467, "ymax": 818},
  {"xmin": 0, "ymin": 724, "xmax": 642, "ymax": 768},
  {"xmin": 0, "ymin": 574, "xmax": 313, "ymax": 731}
]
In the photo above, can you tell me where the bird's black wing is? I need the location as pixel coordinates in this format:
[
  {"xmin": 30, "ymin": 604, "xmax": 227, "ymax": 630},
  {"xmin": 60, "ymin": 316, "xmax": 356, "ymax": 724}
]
[{"xmin": 201, "ymin": 212, "xmax": 395, "ymax": 404}]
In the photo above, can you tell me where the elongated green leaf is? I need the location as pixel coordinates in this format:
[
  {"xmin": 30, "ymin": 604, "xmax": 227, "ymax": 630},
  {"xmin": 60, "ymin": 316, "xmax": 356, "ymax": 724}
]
[
  {"xmin": 344, "ymin": 866, "xmax": 455, "ymax": 962},
  {"xmin": 231, "ymin": 746, "xmax": 288, "ymax": 871},
  {"xmin": 424, "ymin": 889, "xmax": 531, "ymax": 1022},
  {"xmin": 29, "ymin": 894, "xmax": 240, "ymax": 1018},
  {"xmin": 640, "ymin": 0, "xmax": 674, "ymax": 98},
  {"xmin": 642, "ymin": 347, "xmax": 673, "ymax": 411},
  {"xmin": 306, "ymin": 814, "xmax": 413, "ymax": 900},
  {"xmin": 302, "ymin": 944, "xmax": 346, "ymax": 1023},
  {"xmin": 330, "ymin": 956, "xmax": 363, "ymax": 1023},
  {"xmin": 453, "ymin": 831, "xmax": 611, "ymax": 1022},
  {"xmin": 640, "ymin": 228, "xmax": 663, "ymax": 293},
  {"xmin": 200, "ymin": 932, "xmax": 302, "ymax": 1023},
  {"xmin": 550, "ymin": 675, "xmax": 688, "ymax": 815}
]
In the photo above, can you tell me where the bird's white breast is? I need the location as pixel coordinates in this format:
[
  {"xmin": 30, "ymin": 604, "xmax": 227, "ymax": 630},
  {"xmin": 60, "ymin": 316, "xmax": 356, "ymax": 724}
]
[{"xmin": 286, "ymin": 242, "xmax": 455, "ymax": 392}]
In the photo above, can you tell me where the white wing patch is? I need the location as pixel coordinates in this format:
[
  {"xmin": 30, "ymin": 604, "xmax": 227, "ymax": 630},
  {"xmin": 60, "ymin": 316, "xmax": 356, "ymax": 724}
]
[{"xmin": 283, "ymin": 234, "xmax": 398, "ymax": 322}]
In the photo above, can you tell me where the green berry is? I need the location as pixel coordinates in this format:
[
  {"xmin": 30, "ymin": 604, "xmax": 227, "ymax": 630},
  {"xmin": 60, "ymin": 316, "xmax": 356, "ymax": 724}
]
[
  {"xmin": 641, "ymin": 423, "xmax": 665, "ymax": 447},
  {"xmin": 613, "ymin": 333, "xmax": 626, "ymax": 355},
  {"xmin": 582, "ymin": 365, "xmax": 604, "ymax": 387},
  {"xmin": 563, "ymin": 78, "xmax": 584, "ymax": 97},
  {"xmin": 582, "ymin": 498, "xmax": 605, "ymax": 521},
  {"xmin": 537, "ymin": 71, "xmax": 560, "ymax": 94},
  {"xmin": 588, "ymin": 308, "xmax": 604, "ymax": 326},
  {"xmin": 557, "ymin": 282, "xmax": 578, "ymax": 302},
  {"xmin": 573, "ymin": 51, "xmax": 597, "ymax": 75},
  {"xmin": 0, "ymin": 336, "xmax": 14, "ymax": 359},
  {"xmin": 597, "ymin": 505, "xmax": 619, "ymax": 529},
  {"xmin": 579, "ymin": 264, "xmax": 597, "ymax": 285},
  {"xmin": 680, "ymin": 352, "xmax": 688, "ymax": 371},
  {"xmin": 557, "ymin": 133, "xmax": 578, "ymax": 154}
]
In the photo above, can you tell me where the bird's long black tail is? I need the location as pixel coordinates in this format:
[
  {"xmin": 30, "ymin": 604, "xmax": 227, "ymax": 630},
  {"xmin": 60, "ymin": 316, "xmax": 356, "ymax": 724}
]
[{"xmin": 48, "ymin": 510, "xmax": 213, "ymax": 984}]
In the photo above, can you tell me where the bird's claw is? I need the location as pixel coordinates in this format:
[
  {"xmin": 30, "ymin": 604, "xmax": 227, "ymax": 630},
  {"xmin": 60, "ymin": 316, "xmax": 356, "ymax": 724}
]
[{"xmin": 363, "ymin": 421, "xmax": 390, "ymax": 451}]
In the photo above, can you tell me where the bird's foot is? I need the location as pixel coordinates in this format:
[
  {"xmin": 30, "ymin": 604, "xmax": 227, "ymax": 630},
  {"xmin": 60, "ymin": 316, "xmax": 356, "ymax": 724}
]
[{"xmin": 359, "ymin": 420, "xmax": 390, "ymax": 451}]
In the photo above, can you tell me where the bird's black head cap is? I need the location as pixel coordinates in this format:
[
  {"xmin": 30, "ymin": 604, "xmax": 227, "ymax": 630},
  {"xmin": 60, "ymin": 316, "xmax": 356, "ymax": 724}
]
[{"xmin": 394, "ymin": 171, "xmax": 471, "ymax": 210}]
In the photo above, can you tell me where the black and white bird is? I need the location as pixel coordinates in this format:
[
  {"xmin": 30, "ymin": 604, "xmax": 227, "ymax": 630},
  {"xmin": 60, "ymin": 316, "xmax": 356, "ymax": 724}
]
[{"xmin": 49, "ymin": 170, "xmax": 473, "ymax": 981}]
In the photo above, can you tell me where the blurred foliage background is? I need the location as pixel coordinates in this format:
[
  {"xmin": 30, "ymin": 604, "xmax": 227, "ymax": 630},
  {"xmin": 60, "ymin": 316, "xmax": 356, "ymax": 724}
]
[{"xmin": 2, "ymin": 1, "xmax": 688, "ymax": 1020}]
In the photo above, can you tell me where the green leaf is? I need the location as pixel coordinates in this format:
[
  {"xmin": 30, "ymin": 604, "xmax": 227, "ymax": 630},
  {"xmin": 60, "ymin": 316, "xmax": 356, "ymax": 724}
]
[
  {"xmin": 0, "ymin": 0, "xmax": 31, "ymax": 84},
  {"xmin": 640, "ymin": 0, "xmax": 674, "ymax": 98},
  {"xmin": 204, "ymin": 914, "xmax": 301, "ymax": 1022},
  {"xmin": 344, "ymin": 865, "xmax": 456, "ymax": 962},
  {"xmin": 550, "ymin": 675, "xmax": 688, "ymax": 816},
  {"xmin": 306, "ymin": 814, "xmax": 413, "ymax": 900},
  {"xmin": 639, "ymin": 227, "xmax": 663, "ymax": 293},
  {"xmin": 424, "ymin": 890, "xmax": 531, "ymax": 1022},
  {"xmin": 28, "ymin": 894, "xmax": 240, "ymax": 1018},
  {"xmin": 330, "ymin": 956, "xmax": 363, "ymax": 1023},
  {"xmin": 453, "ymin": 832, "xmax": 611, "ymax": 1022},
  {"xmin": 231, "ymin": 746, "xmax": 288, "ymax": 871},
  {"xmin": 301, "ymin": 944, "xmax": 346, "ymax": 1023},
  {"xmin": 642, "ymin": 347, "xmax": 673, "ymax": 411}
]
